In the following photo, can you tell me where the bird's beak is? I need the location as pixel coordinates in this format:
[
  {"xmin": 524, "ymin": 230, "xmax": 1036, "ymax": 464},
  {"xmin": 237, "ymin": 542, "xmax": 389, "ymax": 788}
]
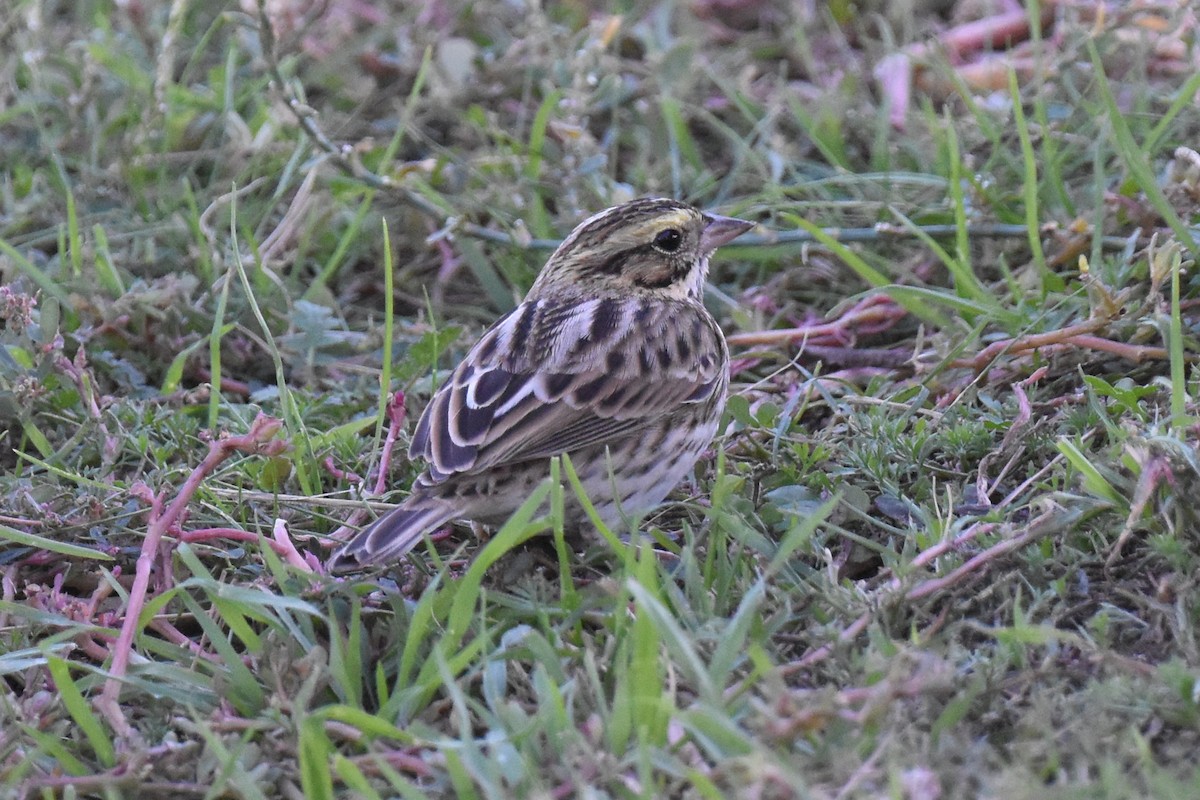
[{"xmin": 701, "ymin": 213, "xmax": 755, "ymax": 252}]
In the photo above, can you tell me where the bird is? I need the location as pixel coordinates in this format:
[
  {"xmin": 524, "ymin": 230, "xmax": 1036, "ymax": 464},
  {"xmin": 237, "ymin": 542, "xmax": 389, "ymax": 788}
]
[{"xmin": 329, "ymin": 198, "xmax": 754, "ymax": 571}]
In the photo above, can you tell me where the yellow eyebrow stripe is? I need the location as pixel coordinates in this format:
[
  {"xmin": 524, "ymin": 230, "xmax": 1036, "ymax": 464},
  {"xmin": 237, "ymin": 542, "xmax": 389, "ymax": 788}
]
[{"xmin": 613, "ymin": 209, "xmax": 694, "ymax": 246}]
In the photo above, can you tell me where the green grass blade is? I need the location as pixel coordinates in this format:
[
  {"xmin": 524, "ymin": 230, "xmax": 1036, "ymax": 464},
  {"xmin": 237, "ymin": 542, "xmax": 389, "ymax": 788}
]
[
  {"xmin": 1144, "ymin": 71, "xmax": 1200, "ymax": 155},
  {"xmin": 1087, "ymin": 42, "xmax": 1200, "ymax": 257},
  {"xmin": 1056, "ymin": 439, "xmax": 1121, "ymax": 504},
  {"xmin": 0, "ymin": 523, "xmax": 114, "ymax": 560},
  {"xmin": 90, "ymin": 224, "xmax": 125, "ymax": 296},
  {"xmin": 626, "ymin": 578, "xmax": 717, "ymax": 707},
  {"xmin": 45, "ymin": 655, "xmax": 116, "ymax": 767},
  {"xmin": 299, "ymin": 716, "xmax": 336, "ymax": 800},
  {"xmin": 524, "ymin": 89, "xmax": 563, "ymax": 239},
  {"xmin": 375, "ymin": 218, "xmax": 395, "ymax": 457},
  {"xmin": 1007, "ymin": 67, "xmax": 1050, "ymax": 289},
  {"xmin": 228, "ymin": 192, "xmax": 317, "ymax": 493},
  {"xmin": 305, "ymin": 190, "xmax": 376, "ymax": 301},
  {"xmin": 1168, "ymin": 245, "xmax": 1186, "ymax": 428},
  {"xmin": 443, "ymin": 483, "xmax": 551, "ymax": 649}
]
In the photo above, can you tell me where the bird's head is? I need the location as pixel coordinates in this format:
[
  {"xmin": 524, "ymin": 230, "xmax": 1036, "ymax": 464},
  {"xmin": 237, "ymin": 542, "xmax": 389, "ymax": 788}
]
[{"xmin": 530, "ymin": 198, "xmax": 754, "ymax": 301}]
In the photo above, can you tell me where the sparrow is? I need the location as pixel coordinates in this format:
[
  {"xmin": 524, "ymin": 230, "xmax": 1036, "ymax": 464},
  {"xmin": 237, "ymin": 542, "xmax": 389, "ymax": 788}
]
[{"xmin": 330, "ymin": 198, "xmax": 753, "ymax": 571}]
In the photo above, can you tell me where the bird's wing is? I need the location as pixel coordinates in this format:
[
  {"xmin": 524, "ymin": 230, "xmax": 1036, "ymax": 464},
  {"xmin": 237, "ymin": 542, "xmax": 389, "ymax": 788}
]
[{"xmin": 408, "ymin": 296, "xmax": 725, "ymax": 482}]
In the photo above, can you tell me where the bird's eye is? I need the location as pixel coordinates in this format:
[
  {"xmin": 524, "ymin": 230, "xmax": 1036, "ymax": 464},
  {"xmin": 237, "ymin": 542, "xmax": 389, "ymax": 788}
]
[{"xmin": 652, "ymin": 228, "xmax": 683, "ymax": 253}]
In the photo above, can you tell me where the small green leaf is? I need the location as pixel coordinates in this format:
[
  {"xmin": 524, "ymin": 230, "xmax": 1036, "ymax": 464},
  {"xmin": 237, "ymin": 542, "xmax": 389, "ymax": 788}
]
[{"xmin": 1056, "ymin": 439, "xmax": 1121, "ymax": 504}]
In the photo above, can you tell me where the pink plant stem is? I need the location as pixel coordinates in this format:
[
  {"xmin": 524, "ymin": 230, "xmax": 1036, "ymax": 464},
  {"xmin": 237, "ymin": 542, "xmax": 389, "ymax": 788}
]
[
  {"xmin": 323, "ymin": 391, "xmax": 407, "ymax": 549},
  {"xmin": 147, "ymin": 617, "xmax": 221, "ymax": 663},
  {"xmin": 786, "ymin": 507, "xmax": 1063, "ymax": 674},
  {"xmin": 966, "ymin": 317, "xmax": 1109, "ymax": 372},
  {"xmin": 180, "ymin": 526, "xmax": 302, "ymax": 558},
  {"xmin": 323, "ymin": 456, "xmax": 362, "ymax": 483},
  {"xmin": 96, "ymin": 414, "xmax": 285, "ymax": 738},
  {"xmin": 272, "ymin": 518, "xmax": 317, "ymax": 571},
  {"xmin": 72, "ymin": 632, "xmax": 112, "ymax": 661},
  {"xmin": 373, "ymin": 391, "xmax": 407, "ymax": 496},
  {"xmin": 939, "ymin": 7, "xmax": 1052, "ymax": 60},
  {"xmin": 1063, "ymin": 334, "xmax": 1172, "ymax": 363},
  {"xmin": 1107, "ymin": 457, "xmax": 1174, "ymax": 566},
  {"xmin": 0, "ymin": 514, "xmax": 43, "ymax": 527},
  {"xmin": 726, "ymin": 296, "xmax": 905, "ymax": 348},
  {"xmin": 905, "ymin": 510, "xmax": 1061, "ymax": 600}
]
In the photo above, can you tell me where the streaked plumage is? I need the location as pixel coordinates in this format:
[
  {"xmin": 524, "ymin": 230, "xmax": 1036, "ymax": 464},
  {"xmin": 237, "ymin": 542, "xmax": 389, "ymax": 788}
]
[{"xmin": 329, "ymin": 198, "xmax": 754, "ymax": 571}]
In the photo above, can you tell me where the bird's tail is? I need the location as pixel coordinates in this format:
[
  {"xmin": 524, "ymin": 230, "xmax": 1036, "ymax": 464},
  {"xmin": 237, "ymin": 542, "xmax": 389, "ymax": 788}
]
[{"xmin": 328, "ymin": 499, "xmax": 458, "ymax": 573}]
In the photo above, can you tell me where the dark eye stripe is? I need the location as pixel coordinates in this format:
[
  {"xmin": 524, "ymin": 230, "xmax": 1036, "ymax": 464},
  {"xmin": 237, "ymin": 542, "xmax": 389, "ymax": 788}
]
[{"xmin": 597, "ymin": 246, "xmax": 644, "ymax": 275}]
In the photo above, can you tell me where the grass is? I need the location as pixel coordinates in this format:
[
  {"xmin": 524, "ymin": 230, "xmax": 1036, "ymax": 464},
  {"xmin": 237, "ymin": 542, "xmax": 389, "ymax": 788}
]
[{"xmin": 1, "ymin": 1, "xmax": 1199, "ymax": 797}]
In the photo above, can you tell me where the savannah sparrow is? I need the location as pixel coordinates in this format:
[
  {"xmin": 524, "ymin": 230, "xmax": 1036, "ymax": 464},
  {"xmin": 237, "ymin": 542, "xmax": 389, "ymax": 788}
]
[{"xmin": 329, "ymin": 198, "xmax": 754, "ymax": 571}]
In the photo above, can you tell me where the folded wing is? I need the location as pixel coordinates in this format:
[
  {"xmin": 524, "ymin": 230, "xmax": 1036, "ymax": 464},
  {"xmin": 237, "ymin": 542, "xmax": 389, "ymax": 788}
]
[{"xmin": 409, "ymin": 296, "xmax": 725, "ymax": 482}]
